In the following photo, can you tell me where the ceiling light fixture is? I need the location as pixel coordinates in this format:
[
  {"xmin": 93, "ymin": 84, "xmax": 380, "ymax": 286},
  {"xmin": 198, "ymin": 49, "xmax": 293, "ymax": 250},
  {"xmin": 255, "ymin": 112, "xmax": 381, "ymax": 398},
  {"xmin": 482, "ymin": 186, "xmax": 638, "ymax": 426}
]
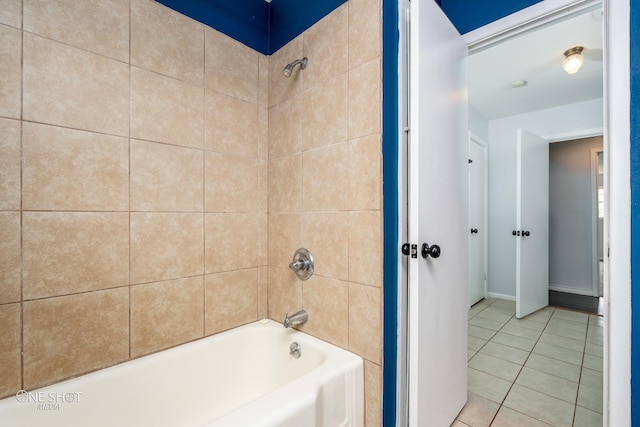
[
  {"xmin": 511, "ymin": 80, "xmax": 528, "ymax": 88},
  {"xmin": 562, "ymin": 46, "xmax": 584, "ymax": 75}
]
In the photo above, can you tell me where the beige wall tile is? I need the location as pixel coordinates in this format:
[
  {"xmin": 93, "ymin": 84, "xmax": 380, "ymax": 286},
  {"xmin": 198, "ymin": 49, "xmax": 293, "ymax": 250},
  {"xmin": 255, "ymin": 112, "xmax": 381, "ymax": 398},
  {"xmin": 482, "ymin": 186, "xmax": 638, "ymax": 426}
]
[
  {"xmin": 259, "ymin": 54, "xmax": 269, "ymax": 109},
  {"xmin": 258, "ymin": 266, "xmax": 268, "ymax": 318},
  {"xmin": 0, "ymin": 118, "xmax": 20, "ymax": 210},
  {"xmin": 258, "ymin": 213, "xmax": 268, "ymax": 266},
  {"xmin": 349, "ymin": 211, "xmax": 382, "ymax": 287},
  {"xmin": 269, "ymin": 36, "xmax": 303, "ymax": 108},
  {"xmin": 302, "ymin": 73, "xmax": 348, "ymax": 151},
  {"xmin": 258, "ymin": 159, "xmax": 268, "ymax": 213},
  {"xmin": 0, "ymin": 303, "xmax": 21, "ymax": 399},
  {"xmin": 205, "ymin": 27, "xmax": 258, "ymax": 103},
  {"xmin": 302, "ymin": 212, "xmax": 348, "ymax": 281},
  {"xmin": 23, "ymin": 288, "xmax": 129, "ymax": 389},
  {"xmin": 269, "ymin": 95, "xmax": 302, "ymax": 159},
  {"xmin": 0, "ymin": 212, "xmax": 20, "ymax": 304},
  {"xmin": 24, "ymin": 0, "xmax": 129, "ymax": 62},
  {"xmin": 267, "ymin": 266, "xmax": 303, "ymax": 321},
  {"xmin": 131, "ymin": 139, "xmax": 204, "ymax": 212},
  {"xmin": 364, "ymin": 361, "xmax": 382, "ymax": 427},
  {"xmin": 302, "ymin": 4, "xmax": 348, "ymax": 89},
  {"xmin": 131, "ymin": 0, "xmax": 204, "ymax": 85},
  {"xmin": 349, "ymin": 0, "xmax": 381, "ymax": 68},
  {"xmin": 348, "ymin": 58, "xmax": 381, "ymax": 139},
  {"xmin": 131, "ymin": 276, "xmax": 204, "ymax": 357},
  {"xmin": 0, "ymin": 24, "xmax": 21, "ymax": 119},
  {"xmin": 23, "ymin": 212, "xmax": 129, "ymax": 299},
  {"xmin": 349, "ymin": 283, "xmax": 381, "ymax": 364},
  {"xmin": 301, "ymin": 276, "xmax": 348, "ymax": 348},
  {"xmin": 205, "ymin": 152, "xmax": 257, "ymax": 213},
  {"xmin": 0, "ymin": 0, "xmax": 21, "ymax": 28},
  {"xmin": 349, "ymin": 134, "xmax": 381, "ymax": 211},
  {"xmin": 205, "ymin": 89, "xmax": 258, "ymax": 157},
  {"xmin": 302, "ymin": 143, "xmax": 349, "ymax": 211},
  {"xmin": 131, "ymin": 67, "xmax": 204, "ymax": 149},
  {"xmin": 23, "ymin": 33, "xmax": 129, "ymax": 136},
  {"xmin": 205, "ymin": 269, "xmax": 258, "ymax": 335},
  {"xmin": 130, "ymin": 213, "xmax": 204, "ymax": 284},
  {"xmin": 205, "ymin": 213, "xmax": 258, "ymax": 273},
  {"xmin": 258, "ymin": 107, "xmax": 269, "ymax": 160},
  {"xmin": 23, "ymin": 123, "xmax": 129, "ymax": 211},
  {"xmin": 269, "ymin": 155, "xmax": 302, "ymax": 213},
  {"xmin": 268, "ymin": 213, "xmax": 301, "ymax": 269}
]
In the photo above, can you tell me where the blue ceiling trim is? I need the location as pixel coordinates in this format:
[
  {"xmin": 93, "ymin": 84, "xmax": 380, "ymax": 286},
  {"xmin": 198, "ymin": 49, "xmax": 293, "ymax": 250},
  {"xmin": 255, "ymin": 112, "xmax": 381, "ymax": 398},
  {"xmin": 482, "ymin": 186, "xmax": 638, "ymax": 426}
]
[
  {"xmin": 269, "ymin": 0, "xmax": 347, "ymax": 54},
  {"xmin": 156, "ymin": 0, "xmax": 346, "ymax": 55},
  {"xmin": 439, "ymin": 0, "xmax": 543, "ymax": 34},
  {"xmin": 156, "ymin": 0, "xmax": 269, "ymax": 54}
]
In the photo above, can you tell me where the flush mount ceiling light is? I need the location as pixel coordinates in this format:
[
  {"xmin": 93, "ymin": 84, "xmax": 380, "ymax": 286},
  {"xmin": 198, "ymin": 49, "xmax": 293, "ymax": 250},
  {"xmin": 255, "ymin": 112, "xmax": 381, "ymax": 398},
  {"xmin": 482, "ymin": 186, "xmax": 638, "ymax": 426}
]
[
  {"xmin": 562, "ymin": 46, "xmax": 584, "ymax": 75},
  {"xmin": 511, "ymin": 80, "xmax": 528, "ymax": 88}
]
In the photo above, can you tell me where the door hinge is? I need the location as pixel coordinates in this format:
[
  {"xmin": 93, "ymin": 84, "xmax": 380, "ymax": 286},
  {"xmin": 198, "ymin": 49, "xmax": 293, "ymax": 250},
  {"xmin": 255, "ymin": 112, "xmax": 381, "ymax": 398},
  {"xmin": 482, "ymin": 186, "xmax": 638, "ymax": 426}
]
[
  {"xmin": 468, "ymin": 158, "xmax": 473, "ymax": 163},
  {"xmin": 403, "ymin": 126, "xmax": 410, "ymax": 133}
]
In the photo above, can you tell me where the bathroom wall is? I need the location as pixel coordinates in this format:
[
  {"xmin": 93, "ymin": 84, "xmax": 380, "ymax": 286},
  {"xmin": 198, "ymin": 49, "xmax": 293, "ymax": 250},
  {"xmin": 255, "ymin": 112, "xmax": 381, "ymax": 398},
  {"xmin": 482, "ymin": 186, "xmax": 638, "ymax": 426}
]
[
  {"xmin": 0, "ymin": 0, "xmax": 268, "ymax": 397},
  {"xmin": 265, "ymin": 1, "xmax": 383, "ymax": 425}
]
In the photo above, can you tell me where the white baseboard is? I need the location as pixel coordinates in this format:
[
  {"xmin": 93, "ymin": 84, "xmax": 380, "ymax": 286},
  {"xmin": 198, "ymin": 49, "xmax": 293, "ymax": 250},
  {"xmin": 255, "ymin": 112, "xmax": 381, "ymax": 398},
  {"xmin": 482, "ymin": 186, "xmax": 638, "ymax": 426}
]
[
  {"xmin": 549, "ymin": 284, "xmax": 596, "ymax": 297},
  {"xmin": 487, "ymin": 292, "xmax": 515, "ymax": 301}
]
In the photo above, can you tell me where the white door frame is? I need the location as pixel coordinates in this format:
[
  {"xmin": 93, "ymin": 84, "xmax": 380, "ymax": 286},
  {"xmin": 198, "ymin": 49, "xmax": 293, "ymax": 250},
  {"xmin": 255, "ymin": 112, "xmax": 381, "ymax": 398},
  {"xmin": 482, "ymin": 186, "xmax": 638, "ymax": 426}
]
[
  {"xmin": 469, "ymin": 132, "xmax": 488, "ymax": 306},
  {"xmin": 462, "ymin": 0, "xmax": 631, "ymax": 425}
]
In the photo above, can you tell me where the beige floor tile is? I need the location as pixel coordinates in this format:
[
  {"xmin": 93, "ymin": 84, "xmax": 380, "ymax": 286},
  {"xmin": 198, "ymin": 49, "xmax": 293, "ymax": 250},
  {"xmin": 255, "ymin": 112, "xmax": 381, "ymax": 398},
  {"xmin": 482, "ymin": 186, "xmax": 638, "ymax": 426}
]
[
  {"xmin": 468, "ymin": 336, "xmax": 487, "ymax": 352},
  {"xmin": 506, "ymin": 317, "xmax": 547, "ymax": 332},
  {"xmin": 491, "ymin": 406, "xmax": 552, "ymax": 427},
  {"xmin": 539, "ymin": 323, "xmax": 586, "ymax": 341},
  {"xmin": 574, "ymin": 405, "xmax": 603, "ymax": 426},
  {"xmin": 532, "ymin": 341, "xmax": 583, "ymax": 366},
  {"xmin": 583, "ymin": 354, "xmax": 603, "ymax": 373},
  {"xmin": 490, "ymin": 332, "xmax": 536, "ymax": 352},
  {"xmin": 552, "ymin": 309, "xmax": 589, "ymax": 323},
  {"xmin": 456, "ymin": 392, "xmax": 500, "ymax": 427},
  {"xmin": 588, "ymin": 315, "xmax": 604, "ymax": 327},
  {"xmin": 515, "ymin": 367, "xmax": 579, "ymax": 404},
  {"xmin": 547, "ymin": 317, "xmax": 588, "ymax": 333},
  {"xmin": 489, "ymin": 299, "xmax": 516, "ymax": 310},
  {"xmin": 577, "ymin": 383, "xmax": 603, "ymax": 413},
  {"xmin": 451, "ymin": 421, "xmax": 472, "ymax": 427},
  {"xmin": 580, "ymin": 367, "xmax": 603, "ymax": 390},
  {"xmin": 479, "ymin": 342, "xmax": 529, "ymax": 365},
  {"xmin": 469, "ymin": 353, "xmax": 522, "ymax": 382},
  {"xmin": 469, "ymin": 325, "xmax": 497, "ymax": 340},
  {"xmin": 467, "ymin": 368, "xmax": 512, "ymax": 404},
  {"xmin": 469, "ymin": 316, "xmax": 506, "ymax": 331},
  {"xmin": 503, "ymin": 384, "xmax": 575, "ymax": 427},
  {"xmin": 476, "ymin": 310, "xmax": 513, "ymax": 323},
  {"xmin": 500, "ymin": 323, "xmax": 543, "ymax": 340},
  {"xmin": 468, "ymin": 350, "xmax": 478, "ymax": 361},
  {"xmin": 524, "ymin": 353, "xmax": 581, "ymax": 382},
  {"xmin": 539, "ymin": 331, "xmax": 585, "ymax": 352},
  {"xmin": 585, "ymin": 342, "xmax": 603, "ymax": 357}
]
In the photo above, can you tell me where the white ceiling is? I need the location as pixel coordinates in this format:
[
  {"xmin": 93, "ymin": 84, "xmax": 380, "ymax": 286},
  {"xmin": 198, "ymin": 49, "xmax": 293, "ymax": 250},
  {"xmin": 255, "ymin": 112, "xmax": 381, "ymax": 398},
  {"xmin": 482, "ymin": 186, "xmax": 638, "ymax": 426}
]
[{"xmin": 468, "ymin": 7, "xmax": 603, "ymax": 120}]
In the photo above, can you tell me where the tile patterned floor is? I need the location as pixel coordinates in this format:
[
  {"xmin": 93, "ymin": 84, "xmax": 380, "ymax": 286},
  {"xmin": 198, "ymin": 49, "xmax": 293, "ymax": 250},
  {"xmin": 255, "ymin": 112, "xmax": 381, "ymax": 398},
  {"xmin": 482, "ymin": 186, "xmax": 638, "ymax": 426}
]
[{"xmin": 453, "ymin": 298, "xmax": 603, "ymax": 427}]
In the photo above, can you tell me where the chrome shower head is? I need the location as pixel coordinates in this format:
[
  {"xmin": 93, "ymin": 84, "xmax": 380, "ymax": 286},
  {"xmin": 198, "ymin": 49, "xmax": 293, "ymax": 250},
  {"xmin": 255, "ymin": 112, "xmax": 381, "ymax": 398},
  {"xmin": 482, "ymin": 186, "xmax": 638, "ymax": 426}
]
[{"xmin": 282, "ymin": 57, "xmax": 308, "ymax": 78}]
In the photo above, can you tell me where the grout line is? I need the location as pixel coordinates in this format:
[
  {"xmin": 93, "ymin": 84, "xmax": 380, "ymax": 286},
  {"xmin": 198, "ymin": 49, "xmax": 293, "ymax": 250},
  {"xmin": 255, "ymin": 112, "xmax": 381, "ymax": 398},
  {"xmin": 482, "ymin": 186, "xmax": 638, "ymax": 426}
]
[{"xmin": 19, "ymin": 0, "xmax": 24, "ymax": 392}]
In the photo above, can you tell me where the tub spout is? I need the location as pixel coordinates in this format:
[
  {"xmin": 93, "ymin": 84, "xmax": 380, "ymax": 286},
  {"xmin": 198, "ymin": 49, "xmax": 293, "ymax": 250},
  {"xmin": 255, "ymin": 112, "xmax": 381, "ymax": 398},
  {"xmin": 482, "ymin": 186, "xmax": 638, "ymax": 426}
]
[{"xmin": 283, "ymin": 310, "xmax": 308, "ymax": 328}]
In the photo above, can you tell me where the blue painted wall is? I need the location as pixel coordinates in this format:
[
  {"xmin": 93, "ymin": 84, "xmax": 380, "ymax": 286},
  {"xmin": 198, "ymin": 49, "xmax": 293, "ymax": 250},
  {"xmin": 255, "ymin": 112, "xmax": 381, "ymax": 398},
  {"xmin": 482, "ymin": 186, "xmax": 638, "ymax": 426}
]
[
  {"xmin": 440, "ymin": 0, "xmax": 543, "ymax": 34},
  {"xmin": 156, "ymin": 0, "xmax": 345, "ymax": 55},
  {"xmin": 156, "ymin": 0, "xmax": 269, "ymax": 53},
  {"xmin": 631, "ymin": 0, "xmax": 640, "ymax": 422}
]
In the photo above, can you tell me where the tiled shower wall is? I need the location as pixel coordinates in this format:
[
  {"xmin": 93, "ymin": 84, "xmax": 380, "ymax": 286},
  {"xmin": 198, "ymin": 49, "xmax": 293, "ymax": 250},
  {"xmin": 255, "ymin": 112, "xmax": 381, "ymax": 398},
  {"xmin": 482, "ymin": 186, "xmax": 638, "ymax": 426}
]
[
  {"xmin": 0, "ymin": 0, "xmax": 383, "ymax": 424},
  {"xmin": 0, "ymin": 0, "xmax": 269, "ymax": 396},
  {"xmin": 265, "ymin": 1, "xmax": 383, "ymax": 425}
]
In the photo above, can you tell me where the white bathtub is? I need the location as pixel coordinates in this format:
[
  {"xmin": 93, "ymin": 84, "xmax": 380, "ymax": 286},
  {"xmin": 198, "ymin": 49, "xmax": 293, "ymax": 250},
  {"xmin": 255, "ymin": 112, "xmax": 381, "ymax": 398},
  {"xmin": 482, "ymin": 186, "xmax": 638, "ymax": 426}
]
[{"xmin": 0, "ymin": 319, "xmax": 363, "ymax": 427}]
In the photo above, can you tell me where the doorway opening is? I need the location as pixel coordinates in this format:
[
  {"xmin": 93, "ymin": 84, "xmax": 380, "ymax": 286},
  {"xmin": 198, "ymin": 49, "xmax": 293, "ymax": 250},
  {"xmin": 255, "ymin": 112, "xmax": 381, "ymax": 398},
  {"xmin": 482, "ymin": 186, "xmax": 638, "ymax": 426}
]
[{"xmin": 461, "ymin": 1, "xmax": 606, "ymax": 425}]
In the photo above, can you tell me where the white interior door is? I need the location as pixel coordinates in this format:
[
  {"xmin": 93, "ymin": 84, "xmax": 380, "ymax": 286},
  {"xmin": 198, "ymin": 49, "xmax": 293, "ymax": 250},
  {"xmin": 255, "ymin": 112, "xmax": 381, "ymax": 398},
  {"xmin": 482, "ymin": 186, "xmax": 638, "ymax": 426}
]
[
  {"xmin": 469, "ymin": 137, "xmax": 487, "ymax": 307},
  {"xmin": 408, "ymin": 1, "xmax": 468, "ymax": 425},
  {"xmin": 516, "ymin": 128, "xmax": 549, "ymax": 318}
]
